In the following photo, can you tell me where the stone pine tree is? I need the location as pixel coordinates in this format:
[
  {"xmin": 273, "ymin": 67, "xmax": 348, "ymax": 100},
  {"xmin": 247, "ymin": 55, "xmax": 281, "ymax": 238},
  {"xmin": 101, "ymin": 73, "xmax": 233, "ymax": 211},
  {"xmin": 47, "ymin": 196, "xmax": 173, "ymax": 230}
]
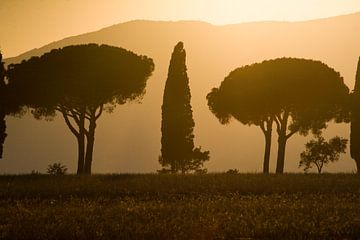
[
  {"xmin": 160, "ymin": 42, "xmax": 209, "ymax": 173},
  {"xmin": 208, "ymin": 58, "xmax": 349, "ymax": 174},
  {"xmin": 0, "ymin": 52, "xmax": 6, "ymax": 158},
  {"xmin": 350, "ymin": 57, "xmax": 360, "ymax": 174},
  {"xmin": 7, "ymin": 44, "xmax": 154, "ymax": 174}
]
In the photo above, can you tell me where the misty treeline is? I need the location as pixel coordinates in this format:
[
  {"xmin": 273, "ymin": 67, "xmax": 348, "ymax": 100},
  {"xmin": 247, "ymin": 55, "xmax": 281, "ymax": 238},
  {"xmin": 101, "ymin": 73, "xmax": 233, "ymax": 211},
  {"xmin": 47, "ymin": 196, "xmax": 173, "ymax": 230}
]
[{"xmin": 0, "ymin": 43, "xmax": 359, "ymax": 175}]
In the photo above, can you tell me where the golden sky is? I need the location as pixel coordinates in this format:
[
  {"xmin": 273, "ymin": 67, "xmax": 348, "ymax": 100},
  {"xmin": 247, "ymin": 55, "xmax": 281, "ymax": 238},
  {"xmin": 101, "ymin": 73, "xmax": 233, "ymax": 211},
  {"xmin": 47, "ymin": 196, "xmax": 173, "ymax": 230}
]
[{"xmin": 1, "ymin": 0, "xmax": 360, "ymax": 57}]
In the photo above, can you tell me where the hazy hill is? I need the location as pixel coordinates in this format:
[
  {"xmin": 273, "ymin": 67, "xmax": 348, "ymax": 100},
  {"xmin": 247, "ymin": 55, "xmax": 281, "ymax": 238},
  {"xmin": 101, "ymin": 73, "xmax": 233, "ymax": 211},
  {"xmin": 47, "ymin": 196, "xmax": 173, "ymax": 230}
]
[{"xmin": 3, "ymin": 12, "xmax": 360, "ymax": 173}]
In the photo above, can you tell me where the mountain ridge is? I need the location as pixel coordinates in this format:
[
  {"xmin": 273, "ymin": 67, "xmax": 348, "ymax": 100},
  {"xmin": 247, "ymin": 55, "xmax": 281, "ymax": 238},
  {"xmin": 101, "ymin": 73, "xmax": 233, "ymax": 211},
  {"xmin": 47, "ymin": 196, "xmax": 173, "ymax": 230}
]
[{"xmin": 5, "ymin": 11, "xmax": 360, "ymax": 64}]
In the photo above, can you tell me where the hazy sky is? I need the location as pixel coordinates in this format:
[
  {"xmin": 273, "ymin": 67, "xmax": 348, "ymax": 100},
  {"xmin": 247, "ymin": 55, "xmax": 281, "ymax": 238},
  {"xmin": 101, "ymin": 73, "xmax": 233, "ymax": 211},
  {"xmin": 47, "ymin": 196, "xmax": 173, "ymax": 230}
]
[{"xmin": 1, "ymin": 0, "xmax": 360, "ymax": 57}]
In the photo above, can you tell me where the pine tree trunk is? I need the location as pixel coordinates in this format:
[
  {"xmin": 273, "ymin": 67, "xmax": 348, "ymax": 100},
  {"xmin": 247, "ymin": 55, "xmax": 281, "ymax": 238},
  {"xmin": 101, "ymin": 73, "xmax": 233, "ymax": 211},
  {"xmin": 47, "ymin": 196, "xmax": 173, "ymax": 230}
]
[
  {"xmin": 84, "ymin": 115, "xmax": 96, "ymax": 175},
  {"xmin": 76, "ymin": 109, "xmax": 86, "ymax": 175},
  {"xmin": 263, "ymin": 129, "xmax": 272, "ymax": 174},
  {"xmin": 77, "ymin": 135, "xmax": 85, "ymax": 174},
  {"xmin": 355, "ymin": 159, "xmax": 360, "ymax": 175},
  {"xmin": 351, "ymin": 118, "xmax": 360, "ymax": 175},
  {"xmin": 76, "ymin": 112, "xmax": 85, "ymax": 175},
  {"xmin": 0, "ymin": 112, "xmax": 6, "ymax": 159},
  {"xmin": 276, "ymin": 135, "xmax": 287, "ymax": 174},
  {"xmin": 0, "ymin": 53, "xmax": 5, "ymax": 159},
  {"xmin": 275, "ymin": 111, "xmax": 289, "ymax": 174}
]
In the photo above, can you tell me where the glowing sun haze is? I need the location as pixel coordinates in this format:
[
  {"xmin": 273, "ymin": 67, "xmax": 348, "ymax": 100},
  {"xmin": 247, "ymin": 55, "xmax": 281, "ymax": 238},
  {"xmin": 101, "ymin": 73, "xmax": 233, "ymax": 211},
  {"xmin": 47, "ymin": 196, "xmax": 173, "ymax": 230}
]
[{"xmin": 0, "ymin": 0, "xmax": 360, "ymax": 57}]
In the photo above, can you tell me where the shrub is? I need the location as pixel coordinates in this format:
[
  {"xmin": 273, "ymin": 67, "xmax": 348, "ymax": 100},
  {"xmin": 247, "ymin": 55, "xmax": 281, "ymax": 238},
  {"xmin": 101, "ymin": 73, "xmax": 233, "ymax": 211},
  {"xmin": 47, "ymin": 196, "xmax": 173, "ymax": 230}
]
[
  {"xmin": 226, "ymin": 169, "xmax": 239, "ymax": 174},
  {"xmin": 47, "ymin": 163, "xmax": 67, "ymax": 175}
]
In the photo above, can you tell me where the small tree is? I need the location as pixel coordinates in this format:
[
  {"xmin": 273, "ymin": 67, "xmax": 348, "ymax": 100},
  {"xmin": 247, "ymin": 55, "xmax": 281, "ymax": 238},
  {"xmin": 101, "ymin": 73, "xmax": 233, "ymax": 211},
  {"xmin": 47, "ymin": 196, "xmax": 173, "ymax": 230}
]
[
  {"xmin": 299, "ymin": 135, "xmax": 347, "ymax": 173},
  {"xmin": 160, "ymin": 42, "xmax": 209, "ymax": 173}
]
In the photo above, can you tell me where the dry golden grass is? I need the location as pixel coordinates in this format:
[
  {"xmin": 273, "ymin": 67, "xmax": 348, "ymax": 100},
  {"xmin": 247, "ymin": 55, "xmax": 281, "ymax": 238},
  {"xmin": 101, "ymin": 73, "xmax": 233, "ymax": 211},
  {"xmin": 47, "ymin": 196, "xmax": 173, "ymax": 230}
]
[{"xmin": 0, "ymin": 173, "xmax": 359, "ymax": 239}]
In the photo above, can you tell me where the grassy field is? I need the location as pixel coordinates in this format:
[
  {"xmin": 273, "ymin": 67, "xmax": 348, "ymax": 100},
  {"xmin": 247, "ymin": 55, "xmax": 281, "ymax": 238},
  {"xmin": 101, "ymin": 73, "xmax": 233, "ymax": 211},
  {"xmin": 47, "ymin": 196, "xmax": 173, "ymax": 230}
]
[{"xmin": 0, "ymin": 173, "xmax": 360, "ymax": 239}]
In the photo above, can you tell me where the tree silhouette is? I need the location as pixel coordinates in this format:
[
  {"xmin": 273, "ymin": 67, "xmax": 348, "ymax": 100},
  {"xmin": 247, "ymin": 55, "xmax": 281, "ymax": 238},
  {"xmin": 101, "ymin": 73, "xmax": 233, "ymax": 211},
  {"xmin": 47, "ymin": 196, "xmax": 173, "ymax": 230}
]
[
  {"xmin": 207, "ymin": 58, "xmax": 349, "ymax": 174},
  {"xmin": 299, "ymin": 135, "xmax": 347, "ymax": 174},
  {"xmin": 160, "ymin": 42, "xmax": 209, "ymax": 173},
  {"xmin": 350, "ymin": 57, "xmax": 360, "ymax": 174},
  {"xmin": 0, "ymin": 52, "xmax": 7, "ymax": 158},
  {"xmin": 207, "ymin": 86, "xmax": 274, "ymax": 174},
  {"xmin": 6, "ymin": 44, "xmax": 154, "ymax": 174}
]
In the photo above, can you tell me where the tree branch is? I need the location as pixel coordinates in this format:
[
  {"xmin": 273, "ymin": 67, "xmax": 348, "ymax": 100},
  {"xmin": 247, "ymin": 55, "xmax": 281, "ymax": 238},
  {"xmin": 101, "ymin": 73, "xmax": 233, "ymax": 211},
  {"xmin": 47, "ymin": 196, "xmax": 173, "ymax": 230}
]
[
  {"xmin": 274, "ymin": 116, "xmax": 281, "ymax": 134},
  {"xmin": 95, "ymin": 104, "xmax": 103, "ymax": 120},
  {"xmin": 69, "ymin": 109, "xmax": 80, "ymax": 126},
  {"xmin": 266, "ymin": 116, "xmax": 274, "ymax": 131},
  {"xmin": 60, "ymin": 110, "xmax": 79, "ymax": 137},
  {"xmin": 286, "ymin": 129, "xmax": 298, "ymax": 139},
  {"xmin": 259, "ymin": 121, "xmax": 266, "ymax": 134},
  {"xmin": 56, "ymin": 105, "xmax": 81, "ymax": 125}
]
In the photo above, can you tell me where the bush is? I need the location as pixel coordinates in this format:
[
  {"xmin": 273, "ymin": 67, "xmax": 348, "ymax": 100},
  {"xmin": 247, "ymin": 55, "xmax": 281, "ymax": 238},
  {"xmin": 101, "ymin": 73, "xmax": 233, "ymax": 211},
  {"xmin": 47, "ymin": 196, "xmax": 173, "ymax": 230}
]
[
  {"xmin": 47, "ymin": 163, "xmax": 67, "ymax": 175},
  {"xmin": 226, "ymin": 169, "xmax": 239, "ymax": 174}
]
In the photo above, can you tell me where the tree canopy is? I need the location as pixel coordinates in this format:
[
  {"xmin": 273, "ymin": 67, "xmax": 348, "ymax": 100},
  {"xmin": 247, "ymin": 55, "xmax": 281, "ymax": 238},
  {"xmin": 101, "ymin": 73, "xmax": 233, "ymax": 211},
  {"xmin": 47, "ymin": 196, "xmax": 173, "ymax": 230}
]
[
  {"xmin": 6, "ymin": 44, "xmax": 154, "ymax": 174},
  {"xmin": 207, "ymin": 58, "xmax": 349, "ymax": 173}
]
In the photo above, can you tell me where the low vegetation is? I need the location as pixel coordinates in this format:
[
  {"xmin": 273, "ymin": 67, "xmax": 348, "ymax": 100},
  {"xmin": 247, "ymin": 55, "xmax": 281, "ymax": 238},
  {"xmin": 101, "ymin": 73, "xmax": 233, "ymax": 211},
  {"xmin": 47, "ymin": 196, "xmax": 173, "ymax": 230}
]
[
  {"xmin": 46, "ymin": 162, "xmax": 68, "ymax": 176},
  {"xmin": 299, "ymin": 135, "xmax": 348, "ymax": 173},
  {"xmin": 0, "ymin": 173, "xmax": 359, "ymax": 239}
]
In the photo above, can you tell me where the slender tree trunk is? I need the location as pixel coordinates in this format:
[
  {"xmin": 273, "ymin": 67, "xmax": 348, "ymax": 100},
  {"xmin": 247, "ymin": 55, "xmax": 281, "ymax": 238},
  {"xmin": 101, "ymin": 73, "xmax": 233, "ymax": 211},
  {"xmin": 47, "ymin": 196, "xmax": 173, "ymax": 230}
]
[
  {"xmin": 276, "ymin": 112, "xmax": 289, "ymax": 174},
  {"xmin": 76, "ymin": 111, "xmax": 86, "ymax": 175},
  {"xmin": 262, "ymin": 120, "xmax": 273, "ymax": 174},
  {"xmin": 350, "ymin": 120, "xmax": 360, "ymax": 175},
  {"xmin": 276, "ymin": 136, "xmax": 287, "ymax": 174},
  {"xmin": 76, "ymin": 135, "xmax": 85, "ymax": 174},
  {"xmin": 314, "ymin": 162, "xmax": 321, "ymax": 174},
  {"xmin": 84, "ymin": 114, "xmax": 96, "ymax": 175},
  {"xmin": 263, "ymin": 133, "xmax": 271, "ymax": 174},
  {"xmin": 0, "ymin": 112, "xmax": 6, "ymax": 159},
  {"xmin": 0, "ymin": 54, "xmax": 5, "ymax": 159},
  {"xmin": 355, "ymin": 159, "xmax": 360, "ymax": 175}
]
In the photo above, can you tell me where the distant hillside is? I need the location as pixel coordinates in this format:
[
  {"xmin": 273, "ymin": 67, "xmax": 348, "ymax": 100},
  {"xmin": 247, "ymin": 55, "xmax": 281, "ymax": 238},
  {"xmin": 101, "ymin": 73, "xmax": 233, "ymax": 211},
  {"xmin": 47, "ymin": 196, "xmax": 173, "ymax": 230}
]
[{"xmin": 2, "ymin": 13, "xmax": 360, "ymax": 173}]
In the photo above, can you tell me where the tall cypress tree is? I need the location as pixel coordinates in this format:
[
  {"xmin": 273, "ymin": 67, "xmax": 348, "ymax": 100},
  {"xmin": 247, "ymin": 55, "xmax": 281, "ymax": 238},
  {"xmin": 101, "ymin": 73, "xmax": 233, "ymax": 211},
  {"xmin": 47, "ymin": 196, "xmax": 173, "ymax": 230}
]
[
  {"xmin": 351, "ymin": 57, "xmax": 360, "ymax": 174},
  {"xmin": 160, "ymin": 42, "xmax": 209, "ymax": 173},
  {"xmin": 0, "ymin": 52, "xmax": 7, "ymax": 158}
]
